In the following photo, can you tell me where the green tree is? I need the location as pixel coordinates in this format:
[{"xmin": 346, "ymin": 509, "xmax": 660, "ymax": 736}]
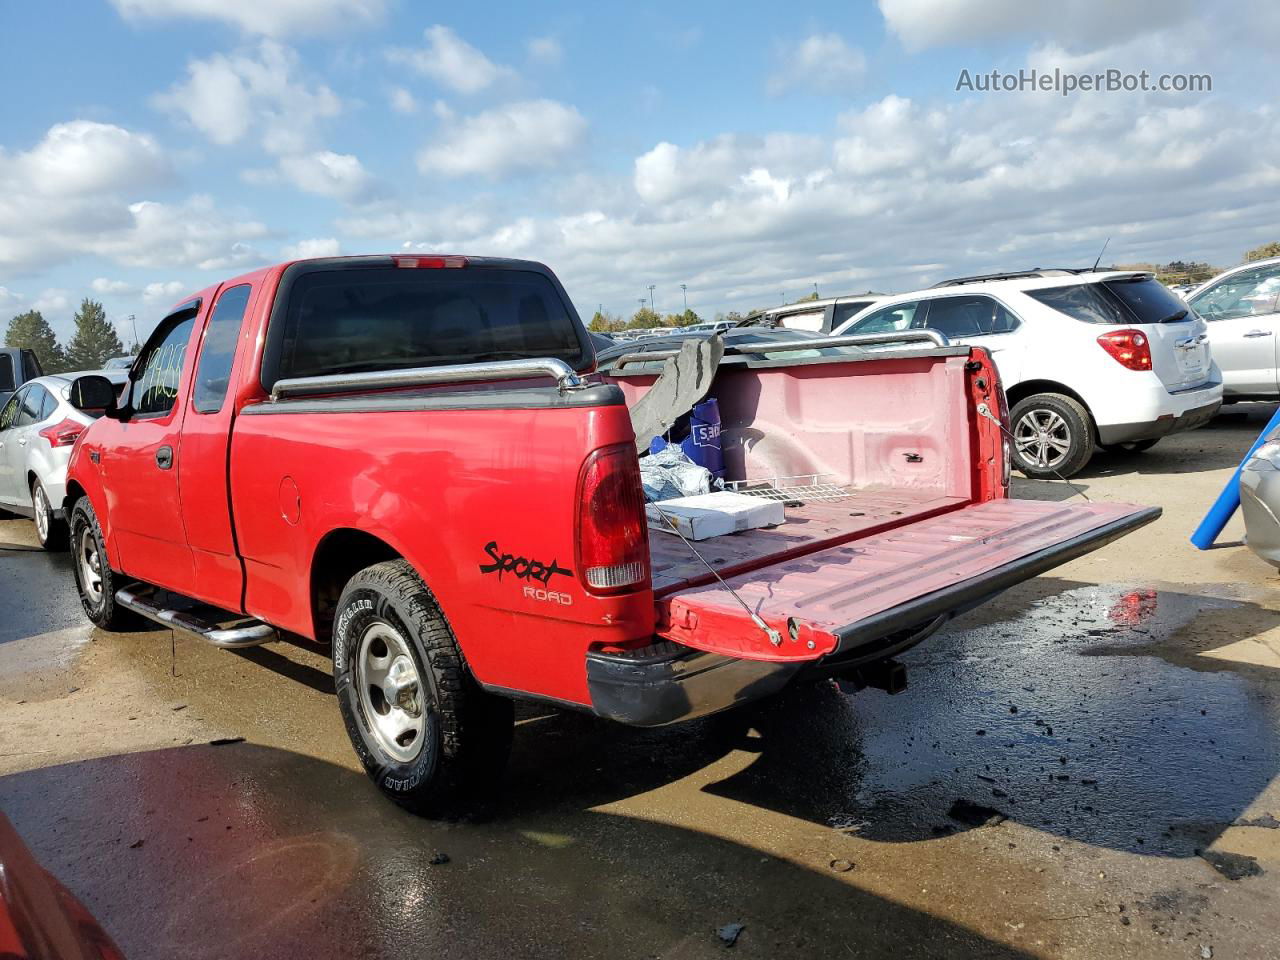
[
  {"xmin": 63, "ymin": 299, "xmax": 124, "ymax": 371},
  {"xmin": 627, "ymin": 306, "xmax": 663, "ymax": 329},
  {"xmin": 676, "ymin": 308, "xmax": 701, "ymax": 326},
  {"xmin": 588, "ymin": 309, "xmax": 623, "ymax": 332},
  {"xmin": 4, "ymin": 310, "xmax": 66, "ymax": 373},
  {"xmin": 1245, "ymin": 241, "xmax": 1280, "ymax": 262}
]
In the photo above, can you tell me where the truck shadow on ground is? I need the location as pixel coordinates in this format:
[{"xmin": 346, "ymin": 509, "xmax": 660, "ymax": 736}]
[
  {"xmin": 0, "ymin": 743, "xmax": 1034, "ymax": 960},
  {"xmin": 502, "ymin": 576, "xmax": 1280, "ymax": 863}
]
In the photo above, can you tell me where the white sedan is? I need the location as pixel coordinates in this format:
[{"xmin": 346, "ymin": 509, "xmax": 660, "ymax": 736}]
[{"xmin": 0, "ymin": 371, "xmax": 126, "ymax": 549}]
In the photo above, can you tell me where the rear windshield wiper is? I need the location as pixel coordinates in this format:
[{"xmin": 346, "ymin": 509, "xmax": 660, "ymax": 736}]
[{"xmin": 1158, "ymin": 309, "xmax": 1189, "ymax": 324}]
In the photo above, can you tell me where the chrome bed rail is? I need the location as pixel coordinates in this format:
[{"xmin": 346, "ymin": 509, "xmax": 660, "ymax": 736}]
[
  {"xmin": 270, "ymin": 357, "xmax": 585, "ymax": 400},
  {"xmin": 605, "ymin": 329, "xmax": 951, "ymax": 369}
]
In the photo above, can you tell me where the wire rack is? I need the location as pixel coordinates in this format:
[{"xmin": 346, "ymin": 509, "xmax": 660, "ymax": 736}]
[{"xmin": 722, "ymin": 474, "xmax": 853, "ymax": 503}]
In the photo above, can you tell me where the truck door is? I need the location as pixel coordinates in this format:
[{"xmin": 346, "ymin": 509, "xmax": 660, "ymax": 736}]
[
  {"xmin": 102, "ymin": 304, "xmax": 201, "ymax": 595},
  {"xmin": 176, "ymin": 283, "xmax": 256, "ymax": 612}
]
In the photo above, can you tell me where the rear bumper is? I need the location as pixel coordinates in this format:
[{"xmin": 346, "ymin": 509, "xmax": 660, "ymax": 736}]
[
  {"xmin": 1096, "ymin": 399, "xmax": 1221, "ymax": 445},
  {"xmin": 587, "ymin": 505, "xmax": 1160, "ymax": 726},
  {"xmin": 1241, "ymin": 464, "xmax": 1280, "ymax": 567}
]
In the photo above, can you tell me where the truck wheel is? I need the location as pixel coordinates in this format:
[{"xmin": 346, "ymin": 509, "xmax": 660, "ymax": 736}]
[
  {"xmin": 69, "ymin": 497, "xmax": 137, "ymax": 630},
  {"xmin": 32, "ymin": 479, "xmax": 67, "ymax": 551},
  {"xmin": 1009, "ymin": 393, "xmax": 1096, "ymax": 479},
  {"xmin": 332, "ymin": 559, "xmax": 513, "ymax": 818}
]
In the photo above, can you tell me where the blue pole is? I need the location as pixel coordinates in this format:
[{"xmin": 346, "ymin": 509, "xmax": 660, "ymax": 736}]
[{"xmin": 1190, "ymin": 405, "xmax": 1280, "ymax": 549}]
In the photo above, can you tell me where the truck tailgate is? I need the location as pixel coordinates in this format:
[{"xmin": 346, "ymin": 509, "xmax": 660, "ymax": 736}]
[{"xmin": 656, "ymin": 499, "xmax": 1160, "ymax": 662}]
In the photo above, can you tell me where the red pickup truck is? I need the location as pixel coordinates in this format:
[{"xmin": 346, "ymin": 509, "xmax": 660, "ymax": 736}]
[{"xmin": 61, "ymin": 255, "xmax": 1158, "ymax": 815}]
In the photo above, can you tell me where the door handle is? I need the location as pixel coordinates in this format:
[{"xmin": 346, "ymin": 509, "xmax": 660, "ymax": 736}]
[
  {"xmin": 156, "ymin": 445, "xmax": 174, "ymax": 470},
  {"xmin": 17, "ymin": 438, "xmax": 27, "ymax": 447},
  {"xmin": 1244, "ymin": 330, "xmax": 1273, "ymax": 338}
]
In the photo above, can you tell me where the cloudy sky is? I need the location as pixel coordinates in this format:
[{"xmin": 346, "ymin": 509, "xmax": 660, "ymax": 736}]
[{"xmin": 1, "ymin": 0, "xmax": 1278, "ymax": 341}]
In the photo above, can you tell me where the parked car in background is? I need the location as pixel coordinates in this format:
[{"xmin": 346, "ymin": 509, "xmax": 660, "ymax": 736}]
[
  {"xmin": 1240, "ymin": 424, "xmax": 1280, "ymax": 568},
  {"xmin": 833, "ymin": 269, "xmax": 1223, "ymax": 478},
  {"xmin": 0, "ymin": 370, "xmax": 127, "ymax": 549},
  {"xmin": 1186, "ymin": 257, "xmax": 1280, "ymax": 400},
  {"xmin": 0, "ymin": 347, "xmax": 43, "ymax": 407},
  {"xmin": 104, "ymin": 355, "xmax": 135, "ymax": 370},
  {"xmin": 749, "ymin": 294, "xmax": 884, "ymax": 333}
]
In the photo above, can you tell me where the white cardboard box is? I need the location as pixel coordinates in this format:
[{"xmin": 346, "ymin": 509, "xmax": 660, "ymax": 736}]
[{"xmin": 646, "ymin": 491, "xmax": 786, "ymax": 540}]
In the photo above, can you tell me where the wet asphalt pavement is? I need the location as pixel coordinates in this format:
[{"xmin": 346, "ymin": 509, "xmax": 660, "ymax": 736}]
[{"xmin": 4, "ymin": 407, "xmax": 1280, "ymax": 959}]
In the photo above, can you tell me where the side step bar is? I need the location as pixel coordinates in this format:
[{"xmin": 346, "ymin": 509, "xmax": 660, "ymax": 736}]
[{"xmin": 115, "ymin": 586, "xmax": 277, "ymax": 649}]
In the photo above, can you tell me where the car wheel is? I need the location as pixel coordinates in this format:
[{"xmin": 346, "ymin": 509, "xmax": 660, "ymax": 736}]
[
  {"xmin": 332, "ymin": 559, "xmax": 513, "ymax": 818},
  {"xmin": 1009, "ymin": 393, "xmax": 1097, "ymax": 479},
  {"xmin": 1100, "ymin": 439, "xmax": 1160, "ymax": 454},
  {"xmin": 69, "ymin": 497, "xmax": 138, "ymax": 630},
  {"xmin": 31, "ymin": 479, "xmax": 68, "ymax": 551}
]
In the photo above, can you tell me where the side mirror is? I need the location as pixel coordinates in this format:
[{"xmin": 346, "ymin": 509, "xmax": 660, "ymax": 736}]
[{"xmin": 69, "ymin": 375, "xmax": 122, "ymax": 418}]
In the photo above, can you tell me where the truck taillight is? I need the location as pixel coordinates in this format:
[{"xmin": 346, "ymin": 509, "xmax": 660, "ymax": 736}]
[
  {"xmin": 392, "ymin": 255, "xmax": 468, "ymax": 269},
  {"xmin": 1097, "ymin": 329, "xmax": 1152, "ymax": 371},
  {"xmin": 38, "ymin": 418, "xmax": 84, "ymax": 448},
  {"xmin": 576, "ymin": 444, "xmax": 649, "ymax": 594}
]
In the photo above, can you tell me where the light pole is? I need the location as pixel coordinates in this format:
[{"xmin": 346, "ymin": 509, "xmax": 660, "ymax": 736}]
[
  {"xmin": 813, "ymin": 281, "xmax": 819, "ymax": 299},
  {"xmin": 647, "ymin": 285, "xmax": 656, "ymax": 316},
  {"xmin": 680, "ymin": 283, "xmax": 688, "ymax": 313}
]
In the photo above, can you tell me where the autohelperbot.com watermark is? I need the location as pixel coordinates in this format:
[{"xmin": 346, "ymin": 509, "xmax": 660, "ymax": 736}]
[{"xmin": 956, "ymin": 67, "xmax": 1212, "ymax": 96}]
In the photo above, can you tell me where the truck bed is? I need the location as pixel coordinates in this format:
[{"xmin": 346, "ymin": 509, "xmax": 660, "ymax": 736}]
[{"xmin": 649, "ymin": 486, "xmax": 966, "ymax": 594}]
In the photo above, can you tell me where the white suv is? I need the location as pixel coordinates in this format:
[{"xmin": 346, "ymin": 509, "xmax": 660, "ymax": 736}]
[
  {"xmin": 1186, "ymin": 256, "xmax": 1280, "ymax": 399},
  {"xmin": 833, "ymin": 269, "xmax": 1223, "ymax": 478}
]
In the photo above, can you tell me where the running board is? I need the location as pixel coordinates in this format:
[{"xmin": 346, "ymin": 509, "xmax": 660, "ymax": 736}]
[{"xmin": 114, "ymin": 586, "xmax": 277, "ymax": 649}]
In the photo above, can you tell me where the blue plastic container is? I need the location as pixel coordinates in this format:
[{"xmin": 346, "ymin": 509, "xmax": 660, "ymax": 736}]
[{"xmin": 679, "ymin": 397, "xmax": 725, "ymax": 479}]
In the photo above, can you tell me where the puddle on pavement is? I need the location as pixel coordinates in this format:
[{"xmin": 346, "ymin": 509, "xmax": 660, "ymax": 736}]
[
  {"xmin": 706, "ymin": 581, "xmax": 1280, "ymax": 857},
  {"xmin": 0, "ymin": 624, "xmax": 96, "ymax": 701}
]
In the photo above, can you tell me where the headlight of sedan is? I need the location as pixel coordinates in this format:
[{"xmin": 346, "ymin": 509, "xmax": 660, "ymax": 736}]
[{"xmin": 1245, "ymin": 439, "xmax": 1280, "ymax": 471}]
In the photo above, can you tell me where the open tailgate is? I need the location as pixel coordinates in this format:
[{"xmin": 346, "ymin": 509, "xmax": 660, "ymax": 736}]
[{"xmin": 655, "ymin": 499, "xmax": 1160, "ymax": 662}]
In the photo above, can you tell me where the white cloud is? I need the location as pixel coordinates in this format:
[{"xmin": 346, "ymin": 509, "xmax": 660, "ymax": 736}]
[
  {"xmin": 281, "ymin": 237, "xmax": 342, "ymax": 259},
  {"xmin": 343, "ymin": 88, "xmax": 1280, "ymax": 318},
  {"xmin": 32, "ymin": 290, "xmax": 70, "ymax": 315},
  {"xmin": 877, "ymin": 0, "xmax": 1195, "ymax": 52},
  {"xmin": 109, "ymin": 0, "xmax": 386, "ymax": 37},
  {"xmin": 276, "ymin": 151, "xmax": 373, "ymax": 200},
  {"xmin": 91, "ymin": 278, "xmax": 137, "ymax": 295},
  {"xmin": 9, "ymin": 120, "xmax": 170, "ymax": 195},
  {"xmin": 143, "ymin": 280, "xmax": 188, "ymax": 303},
  {"xmin": 0, "ymin": 287, "xmax": 22, "ymax": 310},
  {"xmin": 0, "ymin": 122, "xmax": 262, "ymax": 273},
  {"xmin": 527, "ymin": 36, "xmax": 562, "ymax": 65},
  {"xmin": 154, "ymin": 41, "xmax": 340, "ymax": 154},
  {"xmin": 416, "ymin": 100, "xmax": 587, "ymax": 178},
  {"xmin": 767, "ymin": 33, "xmax": 867, "ymax": 95},
  {"xmin": 387, "ymin": 26, "xmax": 516, "ymax": 94},
  {"xmin": 389, "ymin": 86, "xmax": 418, "ymax": 114}
]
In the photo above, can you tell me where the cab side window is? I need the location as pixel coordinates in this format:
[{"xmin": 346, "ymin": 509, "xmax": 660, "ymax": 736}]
[
  {"xmin": 924, "ymin": 295, "xmax": 1021, "ymax": 338},
  {"xmin": 193, "ymin": 285, "xmax": 252, "ymax": 414},
  {"xmin": 0, "ymin": 355, "xmax": 13, "ymax": 393},
  {"xmin": 131, "ymin": 314, "xmax": 197, "ymax": 418},
  {"xmin": 847, "ymin": 300, "xmax": 924, "ymax": 334}
]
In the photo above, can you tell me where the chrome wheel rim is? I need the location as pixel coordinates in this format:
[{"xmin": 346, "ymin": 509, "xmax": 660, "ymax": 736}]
[
  {"xmin": 355, "ymin": 622, "xmax": 426, "ymax": 763},
  {"xmin": 78, "ymin": 526, "xmax": 104, "ymax": 605},
  {"xmin": 1014, "ymin": 409, "xmax": 1071, "ymax": 470},
  {"xmin": 33, "ymin": 485, "xmax": 48, "ymax": 542}
]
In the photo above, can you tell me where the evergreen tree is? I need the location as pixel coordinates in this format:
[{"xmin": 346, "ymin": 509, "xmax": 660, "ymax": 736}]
[
  {"xmin": 63, "ymin": 299, "xmax": 124, "ymax": 371},
  {"xmin": 4, "ymin": 310, "xmax": 66, "ymax": 373}
]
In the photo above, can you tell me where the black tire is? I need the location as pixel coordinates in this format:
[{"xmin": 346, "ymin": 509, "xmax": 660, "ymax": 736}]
[
  {"xmin": 1008, "ymin": 392, "xmax": 1097, "ymax": 479},
  {"xmin": 1100, "ymin": 438, "xmax": 1160, "ymax": 454},
  {"xmin": 332, "ymin": 559, "xmax": 513, "ymax": 818},
  {"xmin": 31, "ymin": 479, "xmax": 68, "ymax": 551},
  {"xmin": 69, "ymin": 497, "xmax": 138, "ymax": 630}
]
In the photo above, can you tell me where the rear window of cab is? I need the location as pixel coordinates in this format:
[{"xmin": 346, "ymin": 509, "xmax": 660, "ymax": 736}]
[{"xmin": 261, "ymin": 264, "xmax": 590, "ymax": 389}]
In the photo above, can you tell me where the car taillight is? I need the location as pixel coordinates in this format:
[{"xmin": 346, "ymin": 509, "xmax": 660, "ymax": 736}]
[
  {"xmin": 576, "ymin": 444, "xmax": 650, "ymax": 594},
  {"xmin": 1097, "ymin": 329, "xmax": 1152, "ymax": 371},
  {"xmin": 392, "ymin": 255, "xmax": 467, "ymax": 269},
  {"xmin": 38, "ymin": 418, "xmax": 85, "ymax": 448}
]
